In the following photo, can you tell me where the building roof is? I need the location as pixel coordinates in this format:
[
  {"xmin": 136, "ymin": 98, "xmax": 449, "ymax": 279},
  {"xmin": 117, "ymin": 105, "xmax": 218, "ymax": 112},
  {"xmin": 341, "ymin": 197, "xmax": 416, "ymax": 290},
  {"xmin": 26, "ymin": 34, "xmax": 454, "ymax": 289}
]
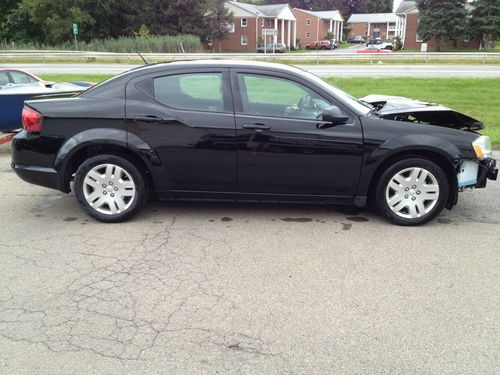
[
  {"xmin": 228, "ymin": 1, "xmax": 289, "ymax": 17},
  {"xmin": 347, "ymin": 13, "xmax": 399, "ymax": 23},
  {"xmin": 395, "ymin": 1, "xmax": 417, "ymax": 14},
  {"xmin": 293, "ymin": 8, "xmax": 344, "ymax": 22}
]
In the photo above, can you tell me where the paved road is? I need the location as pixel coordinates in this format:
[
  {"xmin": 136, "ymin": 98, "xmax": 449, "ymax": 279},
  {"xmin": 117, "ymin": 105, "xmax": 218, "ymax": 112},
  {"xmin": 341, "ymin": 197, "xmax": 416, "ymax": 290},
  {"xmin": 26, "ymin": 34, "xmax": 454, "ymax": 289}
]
[
  {"xmin": 0, "ymin": 145, "xmax": 498, "ymax": 373},
  {"xmin": 2, "ymin": 63, "xmax": 500, "ymax": 78}
]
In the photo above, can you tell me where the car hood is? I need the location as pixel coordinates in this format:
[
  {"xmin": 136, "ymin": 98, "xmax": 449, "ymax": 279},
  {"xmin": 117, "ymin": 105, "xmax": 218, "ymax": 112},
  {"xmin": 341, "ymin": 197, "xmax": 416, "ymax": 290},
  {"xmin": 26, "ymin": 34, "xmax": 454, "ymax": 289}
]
[{"xmin": 360, "ymin": 94, "xmax": 483, "ymax": 131}]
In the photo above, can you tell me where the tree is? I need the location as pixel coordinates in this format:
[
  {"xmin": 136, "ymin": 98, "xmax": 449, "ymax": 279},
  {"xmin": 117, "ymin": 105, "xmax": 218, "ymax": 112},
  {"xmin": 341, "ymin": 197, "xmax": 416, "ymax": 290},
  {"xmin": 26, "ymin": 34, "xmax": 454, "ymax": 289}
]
[
  {"xmin": 417, "ymin": 0, "xmax": 469, "ymax": 51},
  {"xmin": 204, "ymin": 0, "xmax": 234, "ymax": 52},
  {"xmin": 469, "ymin": 0, "xmax": 500, "ymax": 49},
  {"xmin": 262, "ymin": 0, "xmax": 392, "ymax": 19}
]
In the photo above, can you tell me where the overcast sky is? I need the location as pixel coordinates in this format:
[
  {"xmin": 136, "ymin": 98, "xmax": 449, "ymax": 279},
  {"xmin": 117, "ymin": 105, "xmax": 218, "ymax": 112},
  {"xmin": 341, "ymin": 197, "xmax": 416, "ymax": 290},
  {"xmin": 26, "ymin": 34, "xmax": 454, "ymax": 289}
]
[{"xmin": 393, "ymin": 0, "xmax": 402, "ymax": 12}]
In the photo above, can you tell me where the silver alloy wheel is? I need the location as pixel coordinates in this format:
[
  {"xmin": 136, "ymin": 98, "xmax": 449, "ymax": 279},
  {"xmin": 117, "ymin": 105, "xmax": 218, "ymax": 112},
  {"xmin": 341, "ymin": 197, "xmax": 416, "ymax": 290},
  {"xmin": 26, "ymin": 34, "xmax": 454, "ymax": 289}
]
[
  {"xmin": 385, "ymin": 167, "xmax": 440, "ymax": 219},
  {"xmin": 83, "ymin": 163, "xmax": 136, "ymax": 215}
]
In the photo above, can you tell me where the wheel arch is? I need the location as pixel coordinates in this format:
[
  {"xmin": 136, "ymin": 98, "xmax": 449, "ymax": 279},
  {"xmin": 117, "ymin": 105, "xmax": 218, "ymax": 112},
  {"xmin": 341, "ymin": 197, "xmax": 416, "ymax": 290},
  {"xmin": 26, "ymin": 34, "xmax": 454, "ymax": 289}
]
[
  {"xmin": 366, "ymin": 149, "xmax": 459, "ymax": 210},
  {"xmin": 54, "ymin": 129, "xmax": 158, "ymax": 193}
]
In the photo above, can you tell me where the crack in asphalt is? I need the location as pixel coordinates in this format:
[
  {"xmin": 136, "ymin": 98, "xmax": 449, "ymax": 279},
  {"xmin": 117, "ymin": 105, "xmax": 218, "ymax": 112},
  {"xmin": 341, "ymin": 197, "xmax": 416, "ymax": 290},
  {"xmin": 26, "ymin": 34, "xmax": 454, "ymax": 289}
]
[{"xmin": 0, "ymin": 217, "xmax": 283, "ymax": 363}]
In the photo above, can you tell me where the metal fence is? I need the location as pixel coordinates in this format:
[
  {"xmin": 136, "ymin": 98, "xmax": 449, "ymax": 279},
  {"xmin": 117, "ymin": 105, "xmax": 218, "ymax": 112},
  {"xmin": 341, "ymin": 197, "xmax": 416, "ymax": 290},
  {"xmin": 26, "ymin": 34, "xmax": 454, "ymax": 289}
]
[{"xmin": 1, "ymin": 51, "xmax": 500, "ymax": 63}]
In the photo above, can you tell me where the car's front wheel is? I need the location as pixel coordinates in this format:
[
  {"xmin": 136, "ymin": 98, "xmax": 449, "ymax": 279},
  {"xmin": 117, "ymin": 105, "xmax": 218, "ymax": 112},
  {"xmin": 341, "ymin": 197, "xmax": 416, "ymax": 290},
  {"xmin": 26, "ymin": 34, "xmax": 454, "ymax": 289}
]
[
  {"xmin": 74, "ymin": 154, "xmax": 147, "ymax": 223},
  {"xmin": 375, "ymin": 158, "xmax": 449, "ymax": 225}
]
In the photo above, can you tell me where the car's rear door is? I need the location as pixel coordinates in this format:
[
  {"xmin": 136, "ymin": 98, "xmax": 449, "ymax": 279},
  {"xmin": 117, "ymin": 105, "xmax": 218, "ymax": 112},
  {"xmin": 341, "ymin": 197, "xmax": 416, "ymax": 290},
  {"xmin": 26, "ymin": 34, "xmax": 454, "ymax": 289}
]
[
  {"xmin": 230, "ymin": 68, "xmax": 363, "ymax": 199},
  {"xmin": 125, "ymin": 68, "xmax": 237, "ymax": 195}
]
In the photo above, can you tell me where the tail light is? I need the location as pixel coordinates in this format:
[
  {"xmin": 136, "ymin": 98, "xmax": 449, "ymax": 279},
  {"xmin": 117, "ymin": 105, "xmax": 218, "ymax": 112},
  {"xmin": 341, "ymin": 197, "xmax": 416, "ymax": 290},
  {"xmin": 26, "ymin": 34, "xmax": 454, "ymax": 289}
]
[{"xmin": 22, "ymin": 106, "xmax": 43, "ymax": 133}]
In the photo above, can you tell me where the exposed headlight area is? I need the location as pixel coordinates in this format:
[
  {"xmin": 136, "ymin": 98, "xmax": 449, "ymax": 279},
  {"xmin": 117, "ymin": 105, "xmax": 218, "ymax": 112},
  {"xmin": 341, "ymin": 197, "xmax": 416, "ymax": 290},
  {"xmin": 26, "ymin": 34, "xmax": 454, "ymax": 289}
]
[{"xmin": 472, "ymin": 135, "xmax": 492, "ymax": 160}]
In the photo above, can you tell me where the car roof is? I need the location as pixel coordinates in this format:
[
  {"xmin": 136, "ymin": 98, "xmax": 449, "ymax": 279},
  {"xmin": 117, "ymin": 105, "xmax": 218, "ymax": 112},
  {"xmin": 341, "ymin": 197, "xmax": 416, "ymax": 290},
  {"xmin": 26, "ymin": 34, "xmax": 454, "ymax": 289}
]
[
  {"xmin": 128, "ymin": 59, "xmax": 306, "ymax": 76},
  {"xmin": 0, "ymin": 68, "xmax": 31, "ymax": 73}
]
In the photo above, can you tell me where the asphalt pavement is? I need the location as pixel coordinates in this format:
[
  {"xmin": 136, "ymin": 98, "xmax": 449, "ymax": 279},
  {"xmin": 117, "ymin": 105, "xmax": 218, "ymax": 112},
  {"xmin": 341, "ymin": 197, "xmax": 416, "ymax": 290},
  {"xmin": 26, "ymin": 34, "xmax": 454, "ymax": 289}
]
[
  {"xmin": 2, "ymin": 63, "xmax": 500, "ymax": 78},
  {"xmin": 0, "ymin": 144, "xmax": 498, "ymax": 374}
]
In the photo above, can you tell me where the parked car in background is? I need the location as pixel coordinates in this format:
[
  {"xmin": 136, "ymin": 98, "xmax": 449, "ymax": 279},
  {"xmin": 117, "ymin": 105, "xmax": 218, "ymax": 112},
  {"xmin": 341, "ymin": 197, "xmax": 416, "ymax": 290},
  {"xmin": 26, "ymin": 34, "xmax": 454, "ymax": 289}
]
[
  {"xmin": 0, "ymin": 79, "xmax": 93, "ymax": 131},
  {"xmin": 366, "ymin": 38, "xmax": 393, "ymax": 50},
  {"xmin": 257, "ymin": 43, "xmax": 287, "ymax": 53},
  {"xmin": 0, "ymin": 68, "xmax": 54, "ymax": 88},
  {"xmin": 305, "ymin": 40, "xmax": 336, "ymax": 50},
  {"xmin": 11, "ymin": 60, "xmax": 497, "ymax": 225},
  {"xmin": 357, "ymin": 46, "xmax": 394, "ymax": 54},
  {"xmin": 348, "ymin": 35, "xmax": 365, "ymax": 44}
]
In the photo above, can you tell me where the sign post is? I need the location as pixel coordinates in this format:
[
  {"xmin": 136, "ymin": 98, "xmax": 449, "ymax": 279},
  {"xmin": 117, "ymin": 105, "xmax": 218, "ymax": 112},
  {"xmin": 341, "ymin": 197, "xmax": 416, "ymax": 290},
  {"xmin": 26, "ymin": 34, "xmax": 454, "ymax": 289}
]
[
  {"xmin": 72, "ymin": 22, "xmax": 79, "ymax": 51},
  {"xmin": 262, "ymin": 29, "xmax": 278, "ymax": 54}
]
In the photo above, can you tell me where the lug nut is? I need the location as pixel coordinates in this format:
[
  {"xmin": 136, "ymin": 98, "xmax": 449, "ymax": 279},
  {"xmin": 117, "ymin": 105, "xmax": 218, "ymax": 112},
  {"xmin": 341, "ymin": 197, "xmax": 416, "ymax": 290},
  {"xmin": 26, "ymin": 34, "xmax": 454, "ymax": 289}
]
[
  {"xmin": 412, "ymin": 197, "xmax": 416, "ymax": 201},
  {"xmin": 103, "ymin": 191, "xmax": 107, "ymax": 195},
  {"xmin": 404, "ymin": 194, "xmax": 409, "ymax": 199},
  {"xmin": 114, "ymin": 187, "xmax": 118, "ymax": 191},
  {"xmin": 412, "ymin": 185, "xmax": 416, "ymax": 189},
  {"xmin": 110, "ymin": 193, "xmax": 114, "ymax": 197},
  {"xmin": 102, "ymin": 184, "xmax": 106, "ymax": 188},
  {"xmin": 109, "ymin": 181, "xmax": 113, "ymax": 185},
  {"xmin": 417, "ymin": 191, "xmax": 421, "ymax": 195},
  {"xmin": 405, "ymin": 187, "xmax": 409, "ymax": 191}
]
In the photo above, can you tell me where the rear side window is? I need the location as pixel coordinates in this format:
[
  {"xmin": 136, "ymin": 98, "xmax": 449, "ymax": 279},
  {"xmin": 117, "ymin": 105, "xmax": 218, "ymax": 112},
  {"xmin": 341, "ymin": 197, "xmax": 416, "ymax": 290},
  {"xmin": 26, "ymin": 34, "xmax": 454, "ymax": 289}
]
[
  {"xmin": 153, "ymin": 73, "xmax": 223, "ymax": 112},
  {"xmin": 10, "ymin": 71, "xmax": 36, "ymax": 84}
]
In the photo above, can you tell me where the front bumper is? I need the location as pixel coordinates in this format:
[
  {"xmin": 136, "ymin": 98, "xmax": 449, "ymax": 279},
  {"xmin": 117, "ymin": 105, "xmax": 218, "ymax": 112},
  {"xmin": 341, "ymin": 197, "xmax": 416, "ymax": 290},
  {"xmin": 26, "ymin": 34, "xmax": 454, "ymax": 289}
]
[{"xmin": 476, "ymin": 158, "xmax": 497, "ymax": 188}]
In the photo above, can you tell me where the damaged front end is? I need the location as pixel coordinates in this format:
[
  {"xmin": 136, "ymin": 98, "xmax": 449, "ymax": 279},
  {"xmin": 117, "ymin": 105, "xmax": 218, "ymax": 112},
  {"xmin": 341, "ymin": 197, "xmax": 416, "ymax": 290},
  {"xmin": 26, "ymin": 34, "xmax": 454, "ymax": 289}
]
[
  {"xmin": 361, "ymin": 95, "xmax": 498, "ymax": 196},
  {"xmin": 360, "ymin": 94, "xmax": 484, "ymax": 132}
]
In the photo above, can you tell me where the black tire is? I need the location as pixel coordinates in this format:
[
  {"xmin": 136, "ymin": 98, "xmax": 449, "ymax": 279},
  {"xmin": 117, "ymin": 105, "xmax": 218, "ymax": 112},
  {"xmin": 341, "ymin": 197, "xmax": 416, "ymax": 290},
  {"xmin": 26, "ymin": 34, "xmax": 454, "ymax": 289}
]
[
  {"xmin": 74, "ymin": 154, "xmax": 148, "ymax": 223},
  {"xmin": 375, "ymin": 158, "xmax": 449, "ymax": 226}
]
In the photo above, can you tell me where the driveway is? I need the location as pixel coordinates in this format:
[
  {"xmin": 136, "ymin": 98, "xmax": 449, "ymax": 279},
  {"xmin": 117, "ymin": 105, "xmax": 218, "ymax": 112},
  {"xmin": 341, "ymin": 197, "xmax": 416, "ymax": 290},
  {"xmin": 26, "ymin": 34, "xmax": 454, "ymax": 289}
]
[{"xmin": 0, "ymin": 145, "xmax": 498, "ymax": 374}]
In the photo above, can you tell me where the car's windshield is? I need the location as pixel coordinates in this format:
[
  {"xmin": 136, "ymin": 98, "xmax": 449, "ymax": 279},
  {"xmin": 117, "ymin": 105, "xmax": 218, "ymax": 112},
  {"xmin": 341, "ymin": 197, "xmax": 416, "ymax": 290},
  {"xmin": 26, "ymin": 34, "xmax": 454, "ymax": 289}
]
[{"xmin": 299, "ymin": 70, "xmax": 372, "ymax": 115}]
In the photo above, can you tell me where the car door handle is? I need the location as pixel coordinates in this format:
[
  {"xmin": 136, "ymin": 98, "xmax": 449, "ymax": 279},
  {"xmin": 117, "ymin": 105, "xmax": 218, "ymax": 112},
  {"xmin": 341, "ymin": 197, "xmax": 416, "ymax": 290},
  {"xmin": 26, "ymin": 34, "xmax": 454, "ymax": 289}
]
[
  {"xmin": 242, "ymin": 123, "xmax": 271, "ymax": 131},
  {"xmin": 133, "ymin": 115, "xmax": 173, "ymax": 123}
]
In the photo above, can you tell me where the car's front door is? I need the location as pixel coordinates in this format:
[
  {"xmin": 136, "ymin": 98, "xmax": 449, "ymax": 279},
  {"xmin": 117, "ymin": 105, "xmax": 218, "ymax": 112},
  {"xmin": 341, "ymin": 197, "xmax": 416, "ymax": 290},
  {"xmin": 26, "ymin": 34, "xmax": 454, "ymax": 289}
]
[
  {"xmin": 126, "ymin": 68, "xmax": 237, "ymax": 194},
  {"xmin": 230, "ymin": 69, "xmax": 363, "ymax": 199}
]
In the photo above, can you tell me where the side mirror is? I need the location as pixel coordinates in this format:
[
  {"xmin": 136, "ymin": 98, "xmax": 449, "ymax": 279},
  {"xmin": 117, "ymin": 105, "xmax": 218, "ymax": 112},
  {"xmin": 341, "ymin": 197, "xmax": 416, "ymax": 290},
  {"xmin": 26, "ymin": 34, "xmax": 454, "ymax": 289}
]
[{"xmin": 322, "ymin": 105, "xmax": 349, "ymax": 125}]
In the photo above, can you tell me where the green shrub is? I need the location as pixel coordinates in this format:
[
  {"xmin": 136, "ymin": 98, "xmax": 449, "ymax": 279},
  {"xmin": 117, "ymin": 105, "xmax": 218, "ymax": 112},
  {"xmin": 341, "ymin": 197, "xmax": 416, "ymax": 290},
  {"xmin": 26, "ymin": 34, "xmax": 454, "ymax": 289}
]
[{"xmin": 1, "ymin": 35, "xmax": 202, "ymax": 53}]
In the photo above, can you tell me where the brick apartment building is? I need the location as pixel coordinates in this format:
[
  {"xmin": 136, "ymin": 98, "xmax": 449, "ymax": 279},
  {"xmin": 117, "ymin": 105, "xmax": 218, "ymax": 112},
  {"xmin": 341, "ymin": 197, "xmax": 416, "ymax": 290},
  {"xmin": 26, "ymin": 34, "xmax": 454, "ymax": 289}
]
[
  {"xmin": 208, "ymin": 1, "xmax": 297, "ymax": 52},
  {"xmin": 347, "ymin": 0, "xmax": 479, "ymax": 50},
  {"xmin": 292, "ymin": 9, "xmax": 344, "ymax": 48},
  {"xmin": 347, "ymin": 13, "xmax": 404, "ymax": 42}
]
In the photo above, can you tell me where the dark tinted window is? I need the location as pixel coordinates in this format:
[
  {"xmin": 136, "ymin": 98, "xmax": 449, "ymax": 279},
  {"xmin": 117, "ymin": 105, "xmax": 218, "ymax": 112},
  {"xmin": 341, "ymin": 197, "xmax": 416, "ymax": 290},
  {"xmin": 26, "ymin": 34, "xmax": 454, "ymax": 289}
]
[{"xmin": 153, "ymin": 73, "xmax": 223, "ymax": 112}]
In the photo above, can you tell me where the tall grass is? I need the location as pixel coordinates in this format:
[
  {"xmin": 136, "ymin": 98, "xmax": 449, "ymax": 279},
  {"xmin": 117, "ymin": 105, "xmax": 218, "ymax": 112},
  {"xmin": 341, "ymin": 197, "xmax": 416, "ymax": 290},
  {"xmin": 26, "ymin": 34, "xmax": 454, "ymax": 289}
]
[{"xmin": 1, "ymin": 35, "xmax": 202, "ymax": 53}]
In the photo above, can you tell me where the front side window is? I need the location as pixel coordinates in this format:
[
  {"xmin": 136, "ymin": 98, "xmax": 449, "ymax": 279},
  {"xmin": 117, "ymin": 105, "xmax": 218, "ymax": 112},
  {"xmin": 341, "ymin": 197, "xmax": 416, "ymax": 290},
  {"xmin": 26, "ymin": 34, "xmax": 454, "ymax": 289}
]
[
  {"xmin": 237, "ymin": 73, "xmax": 330, "ymax": 119},
  {"xmin": 241, "ymin": 35, "xmax": 248, "ymax": 45},
  {"xmin": 306, "ymin": 32, "xmax": 311, "ymax": 39},
  {"xmin": 306, "ymin": 19, "xmax": 311, "ymax": 26},
  {"xmin": 153, "ymin": 73, "xmax": 223, "ymax": 112},
  {"xmin": 241, "ymin": 18, "xmax": 247, "ymax": 27}
]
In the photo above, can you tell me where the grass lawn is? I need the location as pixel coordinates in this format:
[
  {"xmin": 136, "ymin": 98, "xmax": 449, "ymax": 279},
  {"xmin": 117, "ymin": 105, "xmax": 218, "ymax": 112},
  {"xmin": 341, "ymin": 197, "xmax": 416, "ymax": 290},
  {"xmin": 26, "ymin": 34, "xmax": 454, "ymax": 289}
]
[{"xmin": 40, "ymin": 74, "xmax": 500, "ymax": 147}]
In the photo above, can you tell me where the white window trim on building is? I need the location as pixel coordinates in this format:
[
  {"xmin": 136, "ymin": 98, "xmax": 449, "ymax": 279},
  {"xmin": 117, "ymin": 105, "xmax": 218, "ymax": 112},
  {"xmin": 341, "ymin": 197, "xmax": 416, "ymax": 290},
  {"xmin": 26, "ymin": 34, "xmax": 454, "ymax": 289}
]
[
  {"xmin": 416, "ymin": 23, "xmax": 422, "ymax": 42},
  {"xmin": 241, "ymin": 18, "xmax": 248, "ymax": 28},
  {"xmin": 241, "ymin": 35, "xmax": 248, "ymax": 45},
  {"xmin": 306, "ymin": 32, "xmax": 311, "ymax": 39},
  {"xmin": 306, "ymin": 19, "xmax": 311, "ymax": 26}
]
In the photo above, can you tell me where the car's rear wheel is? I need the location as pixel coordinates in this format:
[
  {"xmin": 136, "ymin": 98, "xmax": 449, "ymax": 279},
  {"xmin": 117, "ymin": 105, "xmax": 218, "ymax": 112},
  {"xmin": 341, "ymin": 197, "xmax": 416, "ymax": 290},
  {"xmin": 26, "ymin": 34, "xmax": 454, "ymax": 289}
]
[
  {"xmin": 375, "ymin": 158, "xmax": 449, "ymax": 225},
  {"xmin": 74, "ymin": 154, "xmax": 147, "ymax": 223}
]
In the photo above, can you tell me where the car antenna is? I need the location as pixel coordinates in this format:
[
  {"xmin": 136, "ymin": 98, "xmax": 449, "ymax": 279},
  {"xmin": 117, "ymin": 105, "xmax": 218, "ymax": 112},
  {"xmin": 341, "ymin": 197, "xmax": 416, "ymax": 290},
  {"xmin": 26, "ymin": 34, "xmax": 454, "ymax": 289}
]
[{"xmin": 136, "ymin": 51, "xmax": 149, "ymax": 65}]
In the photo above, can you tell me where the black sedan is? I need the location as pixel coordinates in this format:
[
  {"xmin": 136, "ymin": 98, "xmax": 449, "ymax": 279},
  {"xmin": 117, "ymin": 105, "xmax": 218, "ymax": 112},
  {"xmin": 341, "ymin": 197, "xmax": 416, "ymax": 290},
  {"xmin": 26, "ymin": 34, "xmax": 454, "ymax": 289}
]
[{"xmin": 11, "ymin": 61, "xmax": 497, "ymax": 225}]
